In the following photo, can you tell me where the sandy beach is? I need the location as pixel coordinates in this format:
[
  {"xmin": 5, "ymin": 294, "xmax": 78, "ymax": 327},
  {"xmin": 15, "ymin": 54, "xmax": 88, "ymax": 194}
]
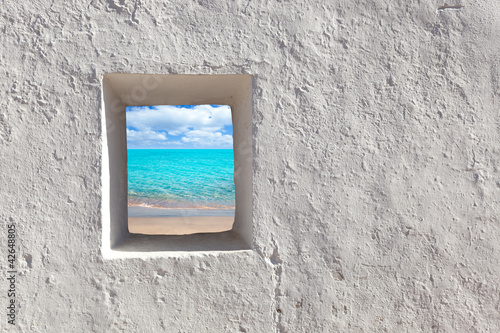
[
  {"xmin": 128, "ymin": 206, "xmax": 235, "ymax": 235},
  {"xmin": 128, "ymin": 216, "xmax": 234, "ymax": 235}
]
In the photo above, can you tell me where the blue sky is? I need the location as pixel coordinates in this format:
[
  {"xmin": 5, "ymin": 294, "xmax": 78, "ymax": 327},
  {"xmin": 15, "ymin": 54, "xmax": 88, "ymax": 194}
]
[{"xmin": 126, "ymin": 105, "xmax": 233, "ymax": 149}]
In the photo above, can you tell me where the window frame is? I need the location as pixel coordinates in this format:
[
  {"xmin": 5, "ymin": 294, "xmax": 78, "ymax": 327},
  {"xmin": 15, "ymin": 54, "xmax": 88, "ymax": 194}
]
[{"xmin": 101, "ymin": 74, "xmax": 253, "ymax": 258}]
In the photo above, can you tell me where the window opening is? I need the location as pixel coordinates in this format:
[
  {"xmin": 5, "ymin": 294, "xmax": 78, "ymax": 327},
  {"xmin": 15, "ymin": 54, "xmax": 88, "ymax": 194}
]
[{"xmin": 126, "ymin": 105, "xmax": 235, "ymax": 235}]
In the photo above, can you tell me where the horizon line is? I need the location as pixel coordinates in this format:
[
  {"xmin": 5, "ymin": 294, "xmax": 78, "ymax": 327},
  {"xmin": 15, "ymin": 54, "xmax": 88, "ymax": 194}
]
[{"xmin": 127, "ymin": 147, "xmax": 234, "ymax": 150}]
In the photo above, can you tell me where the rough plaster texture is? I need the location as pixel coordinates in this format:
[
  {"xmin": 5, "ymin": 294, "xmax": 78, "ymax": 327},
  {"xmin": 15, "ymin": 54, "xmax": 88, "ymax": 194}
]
[{"xmin": 1, "ymin": 0, "xmax": 500, "ymax": 332}]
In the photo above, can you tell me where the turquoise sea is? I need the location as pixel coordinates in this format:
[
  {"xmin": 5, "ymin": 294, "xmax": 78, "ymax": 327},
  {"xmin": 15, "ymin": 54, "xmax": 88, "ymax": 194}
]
[{"xmin": 127, "ymin": 149, "xmax": 235, "ymax": 209}]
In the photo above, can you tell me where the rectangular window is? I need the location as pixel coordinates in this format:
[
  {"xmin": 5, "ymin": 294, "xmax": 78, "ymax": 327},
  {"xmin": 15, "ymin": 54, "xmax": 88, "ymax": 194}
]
[
  {"xmin": 126, "ymin": 105, "xmax": 235, "ymax": 235},
  {"xmin": 102, "ymin": 74, "xmax": 252, "ymax": 258}
]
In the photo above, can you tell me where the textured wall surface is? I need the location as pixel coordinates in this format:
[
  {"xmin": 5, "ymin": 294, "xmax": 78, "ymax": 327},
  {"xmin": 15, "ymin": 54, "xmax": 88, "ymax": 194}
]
[{"xmin": 1, "ymin": 0, "xmax": 500, "ymax": 332}]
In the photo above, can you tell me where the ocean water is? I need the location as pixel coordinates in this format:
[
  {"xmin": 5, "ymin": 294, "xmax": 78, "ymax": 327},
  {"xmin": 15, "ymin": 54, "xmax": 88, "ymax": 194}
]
[{"xmin": 127, "ymin": 149, "xmax": 235, "ymax": 209}]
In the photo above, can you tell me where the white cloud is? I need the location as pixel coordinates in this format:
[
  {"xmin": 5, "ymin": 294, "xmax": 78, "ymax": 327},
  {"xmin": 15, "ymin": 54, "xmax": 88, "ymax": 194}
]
[
  {"xmin": 127, "ymin": 105, "xmax": 232, "ymax": 133},
  {"xmin": 181, "ymin": 130, "xmax": 233, "ymax": 147},
  {"xmin": 126, "ymin": 128, "xmax": 167, "ymax": 142},
  {"xmin": 126, "ymin": 105, "xmax": 233, "ymax": 148}
]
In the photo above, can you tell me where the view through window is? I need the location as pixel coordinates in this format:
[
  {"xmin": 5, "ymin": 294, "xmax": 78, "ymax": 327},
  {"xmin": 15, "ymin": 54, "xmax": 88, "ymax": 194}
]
[{"xmin": 126, "ymin": 105, "xmax": 235, "ymax": 235}]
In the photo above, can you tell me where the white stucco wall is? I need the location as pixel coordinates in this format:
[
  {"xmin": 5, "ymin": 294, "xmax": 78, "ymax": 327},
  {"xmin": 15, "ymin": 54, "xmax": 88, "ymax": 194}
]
[{"xmin": 1, "ymin": 0, "xmax": 500, "ymax": 331}]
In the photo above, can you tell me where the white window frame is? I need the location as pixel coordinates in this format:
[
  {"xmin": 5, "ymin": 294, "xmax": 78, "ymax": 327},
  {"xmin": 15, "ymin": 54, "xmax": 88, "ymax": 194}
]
[{"xmin": 101, "ymin": 74, "xmax": 253, "ymax": 258}]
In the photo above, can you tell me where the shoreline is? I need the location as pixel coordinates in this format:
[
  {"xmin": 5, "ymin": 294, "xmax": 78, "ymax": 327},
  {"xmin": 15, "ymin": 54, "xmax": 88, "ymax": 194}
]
[
  {"xmin": 128, "ymin": 206, "xmax": 235, "ymax": 218},
  {"xmin": 128, "ymin": 203, "xmax": 235, "ymax": 210}
]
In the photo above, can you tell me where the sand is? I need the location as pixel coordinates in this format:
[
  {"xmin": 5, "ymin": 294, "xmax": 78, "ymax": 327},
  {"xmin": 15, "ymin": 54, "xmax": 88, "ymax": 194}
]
[{"xmin": 128, "ymin": 216, "xmax": 235, "ymax": 235}]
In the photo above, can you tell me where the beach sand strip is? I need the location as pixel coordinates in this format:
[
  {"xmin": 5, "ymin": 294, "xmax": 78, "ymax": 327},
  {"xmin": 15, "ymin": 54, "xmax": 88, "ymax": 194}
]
[{"xmin": 128, "ymin": 216, "xmax": 234, "ymax": 235}]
